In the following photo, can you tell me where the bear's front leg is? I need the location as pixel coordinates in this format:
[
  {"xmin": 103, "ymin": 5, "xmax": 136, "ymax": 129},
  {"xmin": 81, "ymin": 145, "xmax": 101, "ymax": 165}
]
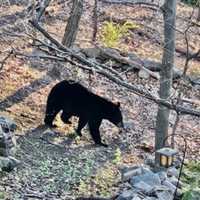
[
  {"xmin": 44, "ymin": 105, "xmax": 60, "ymax": 128},
  {"xmin": 44, "ymin": 115, "xmax": 58, "ymax": 128},
  {"xmin": 88, "ymin": 119, "xmax": 108, "ymax": 147},
  {"xmin": 76, "ymin": 117, "xmax": 88, "ymax": 136}
]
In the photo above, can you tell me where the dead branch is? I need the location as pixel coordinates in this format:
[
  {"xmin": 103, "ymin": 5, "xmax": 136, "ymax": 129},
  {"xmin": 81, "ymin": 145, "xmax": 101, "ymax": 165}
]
[
  {"xmin": 29, "ymin": 19, "xmax": 200, "ymax": 117},
  {"xmin": 35, "ymin": 0, "xmax": 51, "ymax": 22},
  {"xmin": 176, "ymin": 47, "xmax": 200, "ymax": 62},
  {"xmin": 0, "ymin": 50, "xmax": 13, "ymax": 71},
  {"xmin": 96, "ymin": 46, "xmax": 160, "ymax": 79},
  {"xmin": 99, "ymin": 0, "xmax": 160, "ymax": 10},
  {"xmin": 14, "ymin": 50, "xmax": 65, "ymax": 61}
]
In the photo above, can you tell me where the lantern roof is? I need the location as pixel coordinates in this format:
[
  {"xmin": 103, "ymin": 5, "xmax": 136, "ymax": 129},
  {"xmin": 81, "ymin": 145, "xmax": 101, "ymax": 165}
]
[{"xmin": 156, "ymin": 147, "xmax": 178, "ymax": 156}]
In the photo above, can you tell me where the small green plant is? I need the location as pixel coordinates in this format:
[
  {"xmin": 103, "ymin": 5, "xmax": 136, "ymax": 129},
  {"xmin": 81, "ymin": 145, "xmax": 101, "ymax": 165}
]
[
  {"xmin": 181, "ymin": 161, "xmax": 200, "ymax": 200},
  {"xmin": 0, "ymin": 192, "xmax": 5, "ymax": 200},
  {"xmin": 78, "ymin": 164, "xmax": 120, "ymax": 197},
  {"xmin": 101, "ymin": 21, "xmax": 139, "ymax": 48},
  {"xmin": 112, "ymin": 147, "xmax": 122, "ymax": 164}
]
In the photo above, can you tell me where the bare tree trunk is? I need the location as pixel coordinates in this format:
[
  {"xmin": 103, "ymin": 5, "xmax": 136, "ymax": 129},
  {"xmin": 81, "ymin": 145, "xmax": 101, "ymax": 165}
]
[
  {"xmin": 62, "ymin": 0, "xmax": 83, "ymax": 48},
  {"xmin": 92, "ymin": 0, "xmax": 98, "ymax": 42},
  {"xmin": 197, "ymin": 1, "xmax": 200, "ymax": 21},
  {"xmin": 35, "ymin": 0, "xmax": 51, "ymax": 22},
  {"xmin": 155, "ymin": 0, "xmax": 177, "ymax": 165}
]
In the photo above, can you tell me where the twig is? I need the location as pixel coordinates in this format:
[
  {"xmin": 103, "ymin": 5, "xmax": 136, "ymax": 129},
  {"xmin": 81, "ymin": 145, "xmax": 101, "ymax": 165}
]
[
  {"xmin": 35, "ymin": 0, "xmax": 51, "ymax": 22},
  {"xmin": 92, "ymin": 0, "xmax": 98, "ymax": 42},
  {"xmin": 0, "ymin": 50, "xmax": 13, "ymax": 71}
]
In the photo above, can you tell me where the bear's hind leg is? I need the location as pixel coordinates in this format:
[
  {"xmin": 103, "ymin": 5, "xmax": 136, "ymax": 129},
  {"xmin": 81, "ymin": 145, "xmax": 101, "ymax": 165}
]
[
  {"xmin": 88, "ymin": 120, "xmax": 108, "ymax": 147},
  {"xmin": 76, "ymin": 117, "xmax": 88, "ymax": 136}
]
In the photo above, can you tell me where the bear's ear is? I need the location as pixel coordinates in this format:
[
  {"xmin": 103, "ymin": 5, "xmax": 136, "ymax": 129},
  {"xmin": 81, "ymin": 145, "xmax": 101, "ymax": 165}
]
[{"xmin": 116, "ymin": 102, "xmax": 120, "ymax": 107}]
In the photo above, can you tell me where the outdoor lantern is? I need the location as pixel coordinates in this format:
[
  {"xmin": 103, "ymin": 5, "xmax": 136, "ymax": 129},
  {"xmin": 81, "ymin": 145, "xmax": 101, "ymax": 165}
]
[{"xmin": 156, "ymin": 147, "xmax": 178, "ymax": 168}]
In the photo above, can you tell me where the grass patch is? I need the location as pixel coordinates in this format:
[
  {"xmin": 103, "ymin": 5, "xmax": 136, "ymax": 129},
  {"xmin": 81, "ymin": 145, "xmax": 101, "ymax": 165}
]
[
  {"xmin": 181, "ymin": 161, "xmax": 200, "ymax": 200},
  {"xmin": 78, "ymin": 163, "xmax": 120, "ymax": 197}
]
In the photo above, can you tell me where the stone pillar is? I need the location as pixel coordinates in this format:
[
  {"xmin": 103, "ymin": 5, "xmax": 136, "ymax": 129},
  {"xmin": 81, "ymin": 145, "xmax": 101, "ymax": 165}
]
[{"xmin": 0, "ymin": 116, "xmax": 19, "ymax": 172}]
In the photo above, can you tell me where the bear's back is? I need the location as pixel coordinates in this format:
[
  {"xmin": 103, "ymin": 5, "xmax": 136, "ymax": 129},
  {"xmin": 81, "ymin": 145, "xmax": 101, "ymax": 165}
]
[{"xmin": 49, "ymin": 80, "xmax": 115, "ymax": 110}]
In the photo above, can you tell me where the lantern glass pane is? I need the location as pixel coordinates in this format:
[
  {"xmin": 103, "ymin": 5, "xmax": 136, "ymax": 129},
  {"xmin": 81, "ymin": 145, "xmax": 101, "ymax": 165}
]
[
  {"xmin": 161, "ymin": 155, "xmax": 167, "ymax": 167},
  {"xmin": 168, "ymin": 156, "xmax": 172, "ymax": 166}
]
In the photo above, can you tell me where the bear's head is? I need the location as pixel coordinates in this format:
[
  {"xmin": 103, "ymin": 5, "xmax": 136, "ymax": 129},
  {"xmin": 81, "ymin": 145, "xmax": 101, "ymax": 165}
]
[{"xmin": 109, "ymin": 102, "xmax": 124, "ymax": 129}]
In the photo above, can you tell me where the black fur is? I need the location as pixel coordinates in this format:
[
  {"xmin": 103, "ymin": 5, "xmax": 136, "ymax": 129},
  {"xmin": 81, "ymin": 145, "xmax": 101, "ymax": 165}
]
[{"xmin": 44, "ymin": 80, "xmax": 123, "ymax": 147}]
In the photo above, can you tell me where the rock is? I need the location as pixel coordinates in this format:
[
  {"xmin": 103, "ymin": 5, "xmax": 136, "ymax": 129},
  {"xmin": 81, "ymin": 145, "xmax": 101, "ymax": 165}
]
[
  {"xmin": 144, "ymin": 155, "xmax": 155, "ymax": 167},
  {"xmin": 121, "ymin": 167, "xmax": 142, "ymax": 182},
  {"xmin": 0, "ymin": 156, "xmax": 20, "ymax": 172},
  {"xmin": 168, "ymin": 176, "xmax": 178, "ymax": 186},
  {"xmin": 127, "ymin": 53, "xmax": 138, "ymax": 60},
  {"xmin": 122, "ymin": 182, "xmax": 133, "ymax": 190},
  {"xmin": 167, "ymin": 167, "xmax": 179, "ymax": 178},
  {"xmin": 118, "ymin": 164, "xmax": 183, "ymax": 200},
  {"xmin": 143, "ymin": 197, "xmax": 157, "ymax": 200},
  {"xmin": 117, "ymin": 190, "xmax": 134, "ymax": 200},
  {"xmin": 0, "ymin": 128, "xmax": 17, "ymax": 157},
  {"xmin": 0, "ymin": 147, "xmax": 8, "ymax": 157},
  {"xmin": 163, "ymin": 180, "xmax": 176, "ymax": 193},
  {"xmin": 138, "ymin": 69, "xmax": 150, "ymax": 79},
  {"xmin": 153, "ymin": 185, "xmax": 170, "ymax": 192},
  {"xmin": 169, "ymin": 176, "xmax": 183, "ymax": 189},
  {"xmin": 173, "ymin": 160, "xmax": 181, "ymax": 168},
  {"xmin": 134, "ymin": 181, "xmax": 153, "ymax": 194},
  {"xmin": 141, "ymin": 166, "xmax": 152, "ymax": 174},
  {"xmin": 131, "ymin": 172, "xmax": 161, "ymax": 187},
  {"xmin": 156, "ymin": 191, "xmax": 173, "ymax": 200},
  {"xmin": 131, "ymin": 194, "xmax": 142, "ymax": 200},
  {"xmin": 81, "ymin": 48, "xmax": 101, "ymax": 59},
  {"xmin": 72, "ymin": 46, "xmax": 81, "ymax": 53},
  {"xmin": 156, "ymin": 171, "xmax": 167, "ymax": 182},
  {"xmin": 0, "ymin": 127, "xmax": 8, "ymax": 156},
  {"xmin": 0, "ymin": 116, "xmax": 17, "ymax": 132}
]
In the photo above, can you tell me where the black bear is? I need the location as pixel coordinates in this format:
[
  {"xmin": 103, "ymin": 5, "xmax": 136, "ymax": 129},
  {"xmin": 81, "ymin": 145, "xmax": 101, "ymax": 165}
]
[{"xmin": 44, "ymin": 80, "xmax": 124, "ymax": 147}]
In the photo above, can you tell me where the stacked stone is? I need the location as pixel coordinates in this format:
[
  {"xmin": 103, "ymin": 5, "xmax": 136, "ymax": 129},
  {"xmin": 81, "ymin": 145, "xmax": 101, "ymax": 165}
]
[
  {"xmin": 118, "ymin": 164, "xmax": 182, "ymax": 200},
  {"xmin": 0, "ymin": 116, "xmax": 19, "ymax": 172}
]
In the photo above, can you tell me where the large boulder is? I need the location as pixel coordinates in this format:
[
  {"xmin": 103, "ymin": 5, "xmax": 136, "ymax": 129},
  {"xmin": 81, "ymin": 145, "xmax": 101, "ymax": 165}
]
[
  {"xmin": 0, "ymin": 116, "xmax": 17, "ymax": 133},
  {"xmin": 0, "ymin": 156, "xmax": 20, "ymax": 172},
  {"xmin": 0, "ymin": 116, "xmax": 18, "ymax": 172}
]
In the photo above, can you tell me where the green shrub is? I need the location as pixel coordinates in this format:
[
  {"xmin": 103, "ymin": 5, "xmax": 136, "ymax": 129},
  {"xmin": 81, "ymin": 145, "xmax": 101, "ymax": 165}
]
[
  {"xmin": 181, "ymin": 161, "xmax": 200, "ymax": 200},
  {"xmin": 101, "ymin": 21, "xmax": 139, "ymax": 48}
]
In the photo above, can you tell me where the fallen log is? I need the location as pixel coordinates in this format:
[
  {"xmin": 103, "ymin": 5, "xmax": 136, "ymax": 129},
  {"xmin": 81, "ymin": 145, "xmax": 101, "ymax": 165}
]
[
  {"xmin": 81, "ymin": 47, "xmax": 183, "ymax": 79},
  {"xmin": 81, "ymin": 47, "xmax": 160, "ymax": 79},
  {"xmin": 99, "ymin": 0, "xmax": 159, "ymax": 10}
]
